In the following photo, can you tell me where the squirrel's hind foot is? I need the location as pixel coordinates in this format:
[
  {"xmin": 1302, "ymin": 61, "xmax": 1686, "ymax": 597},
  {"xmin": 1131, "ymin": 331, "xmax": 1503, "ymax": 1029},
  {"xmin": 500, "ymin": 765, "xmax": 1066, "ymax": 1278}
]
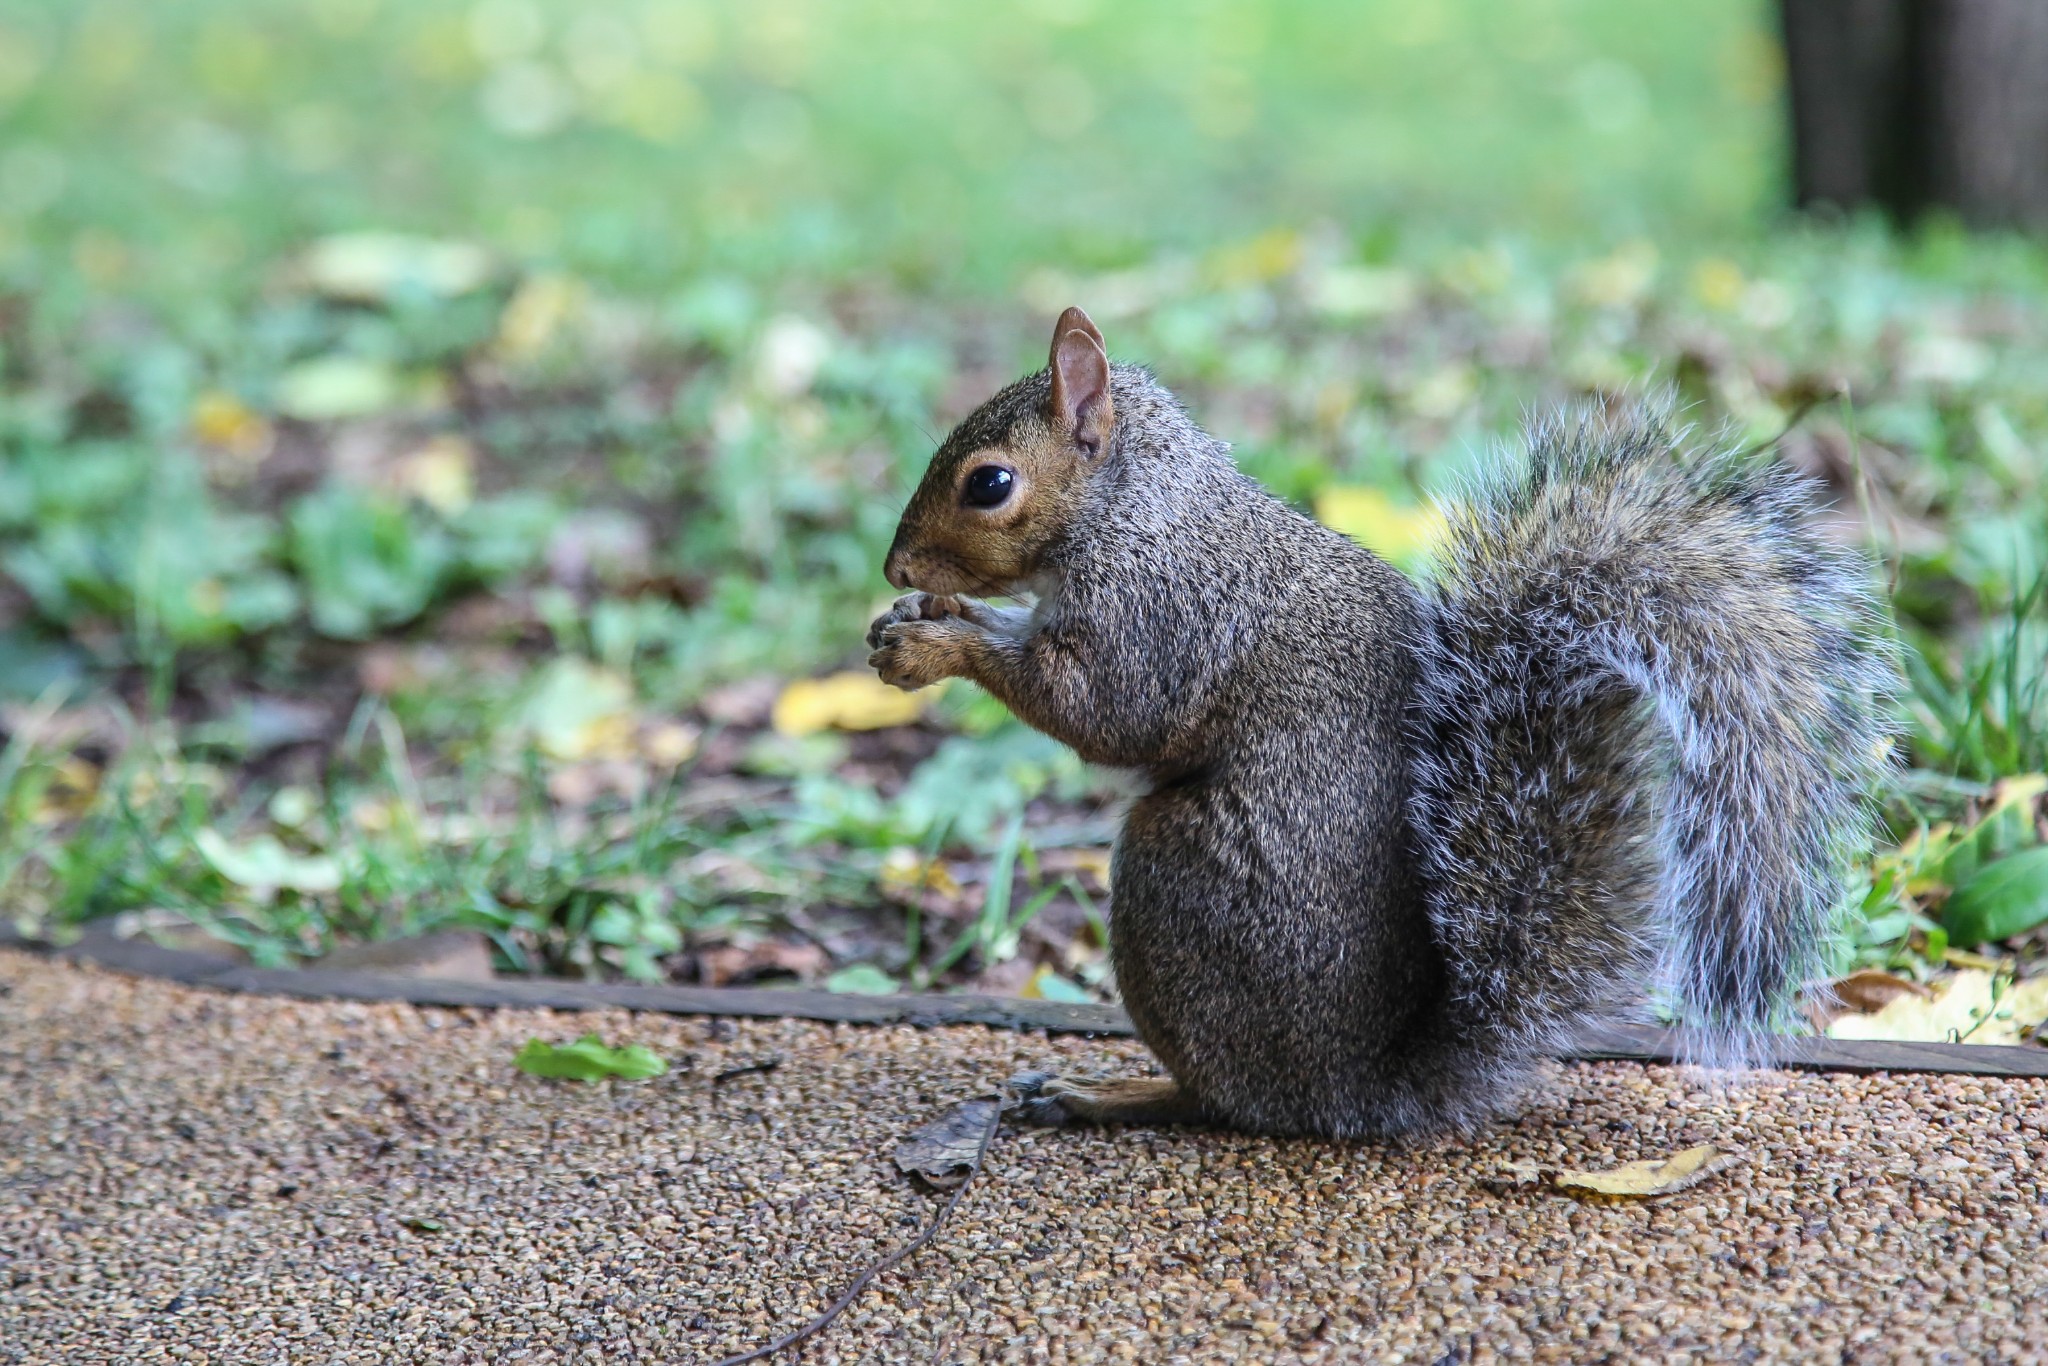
[{"xmin": 1007, "ymin": 1070, "xmax": 1201, "ymax": 1128}]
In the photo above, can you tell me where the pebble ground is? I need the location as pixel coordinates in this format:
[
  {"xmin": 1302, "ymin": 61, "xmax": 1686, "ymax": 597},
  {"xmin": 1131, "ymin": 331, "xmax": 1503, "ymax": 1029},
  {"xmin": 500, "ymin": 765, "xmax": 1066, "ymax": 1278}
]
[{"xmin": 3, "ymin": 949, "xmax": 2044, "ymax": 1364}]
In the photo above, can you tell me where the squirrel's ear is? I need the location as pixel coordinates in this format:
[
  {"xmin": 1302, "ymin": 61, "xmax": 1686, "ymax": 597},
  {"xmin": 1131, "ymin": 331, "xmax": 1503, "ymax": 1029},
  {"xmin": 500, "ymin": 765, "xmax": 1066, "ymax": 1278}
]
[{"xmin": 1047, "ymin": 307, "xmax": 1113, "ymax": 458}]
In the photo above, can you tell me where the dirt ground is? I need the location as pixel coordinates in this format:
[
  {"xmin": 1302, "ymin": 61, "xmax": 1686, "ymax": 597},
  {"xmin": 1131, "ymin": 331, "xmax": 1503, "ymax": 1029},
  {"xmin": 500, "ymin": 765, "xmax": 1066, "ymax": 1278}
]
[{"xmin": 3, "ymin": 949, "xmax": 2044, "ymax": 1364}]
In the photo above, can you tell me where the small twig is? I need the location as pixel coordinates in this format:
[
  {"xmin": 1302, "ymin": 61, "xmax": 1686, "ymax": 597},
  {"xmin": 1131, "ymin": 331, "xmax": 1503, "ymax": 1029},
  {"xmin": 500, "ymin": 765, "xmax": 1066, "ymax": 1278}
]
[
  {"xmin": 711, "ymin": 1055, "xmax": 783, "ymax": 1085},
  {"xmin": 702, "ymin": 1090, "xmax": 1006, "ymax": 1366}
]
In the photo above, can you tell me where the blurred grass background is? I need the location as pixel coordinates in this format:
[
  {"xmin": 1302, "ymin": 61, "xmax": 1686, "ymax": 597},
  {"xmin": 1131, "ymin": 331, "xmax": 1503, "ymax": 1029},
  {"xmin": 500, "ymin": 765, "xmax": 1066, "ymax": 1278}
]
[
  {"xmin": 1, "ymin": 0, "xmax": 2044, "ymax": 1008},
  {"xmin": 4, "ymin": 0, "xmax": 1777, "ymax": 302}
]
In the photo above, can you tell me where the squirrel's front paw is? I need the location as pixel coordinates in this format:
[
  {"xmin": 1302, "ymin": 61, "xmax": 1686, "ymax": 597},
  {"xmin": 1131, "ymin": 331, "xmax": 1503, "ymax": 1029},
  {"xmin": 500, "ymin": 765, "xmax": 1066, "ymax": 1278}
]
[
  {"xmin": 865, "ymin": 592, "xmax": 965, "ymax": 650},
  {"xmin": 868, "ymin": 617, "xmax": 969, "ymax": 690}
]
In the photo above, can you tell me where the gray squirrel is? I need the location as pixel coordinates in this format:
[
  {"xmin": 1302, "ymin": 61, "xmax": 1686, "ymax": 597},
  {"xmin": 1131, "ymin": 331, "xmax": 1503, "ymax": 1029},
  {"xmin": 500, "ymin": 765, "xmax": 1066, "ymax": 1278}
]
[{"xmin": 867, "ymin": 306, "xmax": 1898, "ymax": 1138}]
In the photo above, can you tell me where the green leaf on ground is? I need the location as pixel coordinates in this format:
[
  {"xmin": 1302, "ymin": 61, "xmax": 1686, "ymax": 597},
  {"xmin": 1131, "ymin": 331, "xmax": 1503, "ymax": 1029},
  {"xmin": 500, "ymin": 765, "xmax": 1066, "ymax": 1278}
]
[
  {"xmin": 194, "ymin": 828, "xmax": 343, "ymax": 895},
  {"xmin": 825, "ymin": 963, "xmax": 898, "ymax": 995},
  {"xmin": 513, "ymin": 1034, "xmax": 669, "ymax": 1082},
  {"xmin": 274, "ymin": 356, "xmax": 404, "ymax": 421}
]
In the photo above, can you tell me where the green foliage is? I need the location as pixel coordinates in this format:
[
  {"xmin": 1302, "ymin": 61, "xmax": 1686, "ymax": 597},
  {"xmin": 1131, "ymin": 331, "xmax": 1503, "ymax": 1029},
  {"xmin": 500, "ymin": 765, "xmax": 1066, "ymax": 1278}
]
[
  {"xmin": 288, "ymin": 486, "xmax": 458, "ymax": 639},
  {"xmin": 1942, "ymin": 847, "xmax": 2048, "ymax": 948},
  {"xmin": 1906, "ymin": 573, "xmax": 2048, "ymax": 782},
  {"xmin": 2, "ymin": 444, "xmax": 297, "ymax": 654},
  {"xmin": 0, "ymin": 0, "xmax": 2043, "ymax": 988},
  {"xmin": 513, "ymin": 1034, "xmax": 669, "ymax": 1082}
]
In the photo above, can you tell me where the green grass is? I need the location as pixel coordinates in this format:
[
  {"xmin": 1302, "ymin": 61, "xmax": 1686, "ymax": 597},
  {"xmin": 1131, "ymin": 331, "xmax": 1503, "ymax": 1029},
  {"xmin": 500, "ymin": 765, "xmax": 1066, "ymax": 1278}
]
[{"xmin": 2, "ymin": 0, "xmax": 2046, "ymax": 991}]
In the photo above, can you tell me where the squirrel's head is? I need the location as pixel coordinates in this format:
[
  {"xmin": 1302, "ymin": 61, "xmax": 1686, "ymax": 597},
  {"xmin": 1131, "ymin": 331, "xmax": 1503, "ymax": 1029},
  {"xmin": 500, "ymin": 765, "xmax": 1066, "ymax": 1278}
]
[{"xmin": 883, "ymin": 306, "xmax": 1115, "ymax": 597}]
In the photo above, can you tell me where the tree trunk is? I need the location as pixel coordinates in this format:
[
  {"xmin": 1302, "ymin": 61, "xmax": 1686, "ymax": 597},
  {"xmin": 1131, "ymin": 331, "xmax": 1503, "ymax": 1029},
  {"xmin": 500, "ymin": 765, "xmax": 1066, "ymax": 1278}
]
[{"xmin": 1780, "ymin": 0, "xmax": 2048, "ymax": 230}]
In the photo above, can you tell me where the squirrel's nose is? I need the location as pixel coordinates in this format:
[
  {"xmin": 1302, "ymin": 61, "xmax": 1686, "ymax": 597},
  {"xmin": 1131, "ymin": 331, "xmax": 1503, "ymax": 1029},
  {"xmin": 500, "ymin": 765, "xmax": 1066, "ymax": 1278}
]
[{"xmin": 883, "ymin": 548, "xmax": 910, "ymax": 590}]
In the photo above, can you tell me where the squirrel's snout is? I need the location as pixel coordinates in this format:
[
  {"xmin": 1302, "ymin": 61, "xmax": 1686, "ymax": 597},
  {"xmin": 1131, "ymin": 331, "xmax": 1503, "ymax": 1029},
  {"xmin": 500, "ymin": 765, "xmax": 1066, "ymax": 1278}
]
[{"xmin": 883, "ymin": 544, "xmax": 911, "ymax": 590}]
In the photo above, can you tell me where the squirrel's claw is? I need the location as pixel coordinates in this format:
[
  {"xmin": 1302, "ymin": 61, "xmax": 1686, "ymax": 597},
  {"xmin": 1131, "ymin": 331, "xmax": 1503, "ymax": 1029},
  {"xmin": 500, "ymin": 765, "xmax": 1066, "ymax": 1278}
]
[{"xmin": 865, "ymin": 592, "xmax": 963, "ymax": 650}]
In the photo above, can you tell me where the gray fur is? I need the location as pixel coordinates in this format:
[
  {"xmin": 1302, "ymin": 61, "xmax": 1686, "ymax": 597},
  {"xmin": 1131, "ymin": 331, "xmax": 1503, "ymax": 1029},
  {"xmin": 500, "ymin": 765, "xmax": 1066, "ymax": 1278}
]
[{"xmin": 876, "ymin": 366, "xmax": 1900, "ymax": 1138}]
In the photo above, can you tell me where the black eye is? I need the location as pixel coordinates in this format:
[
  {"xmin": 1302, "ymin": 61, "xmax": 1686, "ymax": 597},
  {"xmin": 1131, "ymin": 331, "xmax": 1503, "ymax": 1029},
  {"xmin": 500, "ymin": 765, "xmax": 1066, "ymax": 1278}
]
[{"xmin": 962, "ymin": 465, "xmax": 1015, "ymax": 508}]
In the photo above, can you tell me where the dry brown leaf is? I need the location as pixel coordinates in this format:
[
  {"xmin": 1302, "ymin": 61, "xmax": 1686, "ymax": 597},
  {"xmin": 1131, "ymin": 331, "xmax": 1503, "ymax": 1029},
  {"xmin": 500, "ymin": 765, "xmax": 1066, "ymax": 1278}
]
[
  {"xmin": 1488, "ymin": 1145, "xmax": 1740, "ymax": 1201},
  {"xmin": 1830, "ymin": 969, "xmax": 1934, "ymax": 1015},
  {"xmin": 696, "ymin": 940, "xmax": 827, "ymax": 987},
  {"xmin": 771, "ymin": 672, "xmax": 924, "ymax": 736},
  {"xmin": 1554, "ymin": 1145, "xmax": 1738, "ymax": 1199},
  {"xmin": 893, "ymin": 1099, "xmax": 1003, "ymax": 1191}
]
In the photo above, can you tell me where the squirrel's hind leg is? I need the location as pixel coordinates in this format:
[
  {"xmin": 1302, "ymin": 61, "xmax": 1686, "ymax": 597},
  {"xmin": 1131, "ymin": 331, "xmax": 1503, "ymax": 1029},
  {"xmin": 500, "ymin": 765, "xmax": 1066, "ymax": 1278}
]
[{"xmin": 1008, "ymin": 1071, "xmax": 1202, "ymax": 1128}]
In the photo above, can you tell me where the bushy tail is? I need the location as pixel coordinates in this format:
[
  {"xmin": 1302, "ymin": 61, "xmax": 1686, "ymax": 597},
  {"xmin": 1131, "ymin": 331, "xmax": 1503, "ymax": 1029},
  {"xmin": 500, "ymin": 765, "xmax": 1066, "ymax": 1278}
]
[{"xmin": 1406, "ymin": 406, "xmax": 1898, "ymax": 1096}]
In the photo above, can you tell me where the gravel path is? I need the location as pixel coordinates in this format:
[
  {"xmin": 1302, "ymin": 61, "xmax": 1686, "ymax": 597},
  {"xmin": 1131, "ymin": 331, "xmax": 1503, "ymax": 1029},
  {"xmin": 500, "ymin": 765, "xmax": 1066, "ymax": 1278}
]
[{"xmin": 3, "ymin": 949, "xmax": 2045, "ymax": 1364}]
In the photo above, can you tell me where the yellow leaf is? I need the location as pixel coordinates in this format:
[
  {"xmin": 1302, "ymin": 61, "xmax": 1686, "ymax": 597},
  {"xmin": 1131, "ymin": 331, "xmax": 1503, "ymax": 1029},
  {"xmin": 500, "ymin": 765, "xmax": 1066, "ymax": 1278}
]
[
  {"xmin": 396, "ymin": 435, "xmax": 476, "ymax": 515},
  {"xmin": 1552, "ymin": 1145, "xmax": 1737, "ymax": 1199},
  {"xmin": 31, "ymin": 756, "xmax": 99, "ymax": 823},
  {"xmin": 494, "ymin": 273, "xmax": 587, "ymax": 362},
  {"xmin": 1690, "ymin": 257, "xmax": 1745, "ymax": 311},
  {"xmin": 772, "ymin": 672, "xmax": 924, "ymax": 737},
  {"xmin": 521, "ymin": 658, "xmax": 637, "ymax": 761},
  {"xmin": 1828, "ymin": 969, "xmax": 2048, "ymax": 1046},
  {"xmin": 879, "ymin": 848, "xmax": 962, "ymax": 901},
  {"xmin": 1314, "ymin": 487, "xmax": 1447, "ymax": 570},
  {"xmin": 190, "ymin": 390, "xmax": 273, "ymax": 460},
  {"xmin": 1570, "ymin": 239, "xmax": 1659, "ymax": 310},
  {"xmin": 642, "ymin": 721, "xmax": 701, "ymax": 768},
  {"xmin": 1019, "ymin": 964, "xmax": 1094, "ymax": 1003}
]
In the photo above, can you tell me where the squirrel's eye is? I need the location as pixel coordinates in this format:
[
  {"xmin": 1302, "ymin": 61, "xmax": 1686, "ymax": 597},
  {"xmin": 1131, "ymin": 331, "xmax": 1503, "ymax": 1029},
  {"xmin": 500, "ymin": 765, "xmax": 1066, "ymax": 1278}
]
[{"xmin": 962, "ymin": 464, "xmax": 1015, "ymax": 508}]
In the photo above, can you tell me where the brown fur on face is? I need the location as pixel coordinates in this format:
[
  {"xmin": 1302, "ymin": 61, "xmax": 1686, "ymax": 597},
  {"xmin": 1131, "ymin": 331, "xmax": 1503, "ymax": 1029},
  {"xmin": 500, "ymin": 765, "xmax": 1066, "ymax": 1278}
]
[{"xmin": 882, "ymin": 306, "xmax": 1114, "ymax": 597}]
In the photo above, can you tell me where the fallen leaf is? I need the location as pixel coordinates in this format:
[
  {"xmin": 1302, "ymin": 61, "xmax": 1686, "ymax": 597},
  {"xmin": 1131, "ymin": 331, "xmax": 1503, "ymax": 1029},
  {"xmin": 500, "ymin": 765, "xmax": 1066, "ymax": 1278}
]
[
  {"xmin": 642, "ymin": 720, "xmax": 700, "ymax": 768},
  {"xmin": 394, "ymin": 435, "xmax": 476, "ymax": 515},
  {"xmin": 1034, "ymin": 846, "xmax": 1112, "ymax": 891},
  {"xmin": 1829, "ymin": 969, "xmax": 2048, "ymax": 1045},
  {"xmin": 696, "ymin": 940, "xmax": 827, "ymax": 986},
  {"xmin": 495, "ymin": 272, "xmax": 587, "ymax": 361},
  {"xmin": 894, "ymin": 1098, "xmax": 1002, "ymax": 1191},
  {"xmin": 1486, "ymin": 1146, "xmax": 1741, "ymax": 1200},
  {"xmin": 1020, "ymin": 964, "xmax": 1094, "ymax": 1004},
  {"xmin": 302, "ymin": 232, "xmax": 494, "ymax": 304},
  {"xmin": 513, "ymin": 1034, "xmax": 668, "ymax": 1082},
  {"xmin": 825, "ymin": 963, "xmax": 898, "ymax": 995},
  {"xmin": 275, "ymin": 355, "xmax": 402, "ymax": 421},
  {"xmin": 772, "ymin": 672, "xmax": 924, "ymax": 736},
  {"xmin": 519, "ymin": 657, "xmax": 636, "ymax": 761},
  {"xmin": 1303, "ymin": 265, "xmax": 1417, "ymax": 319},
  {"xmin": 29, "ymin": 755, "xmax": 99, "ymax": 823},
  {"xmin": 194, "ymin": 828, "xmax": 342, "ymax": 896},
  {"xmin": 1570, "ymin": 238, "xmax": 1659, "ymax": 310},
  {"xmin": 878, "ymin": 848, "xmax": 964, "ymax": 901},
  {"xmin": 189, "ymin": 390, "xmax": 273, "ymax": 460},
  {"xmin": 1552, "ymin": 1145, "xmax": 1738, "ymax": 1199},
  {"xmin": 1828, "ymin": 969, "xmax": 1933, "ymax": 1015}
]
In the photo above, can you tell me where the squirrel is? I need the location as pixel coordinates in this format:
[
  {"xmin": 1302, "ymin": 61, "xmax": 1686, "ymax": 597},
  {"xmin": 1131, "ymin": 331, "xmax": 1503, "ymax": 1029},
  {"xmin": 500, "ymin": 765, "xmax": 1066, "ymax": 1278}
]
[{"xmin": 866, "ymin": 306, "xmax": 1898, "ymax": 1139}]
